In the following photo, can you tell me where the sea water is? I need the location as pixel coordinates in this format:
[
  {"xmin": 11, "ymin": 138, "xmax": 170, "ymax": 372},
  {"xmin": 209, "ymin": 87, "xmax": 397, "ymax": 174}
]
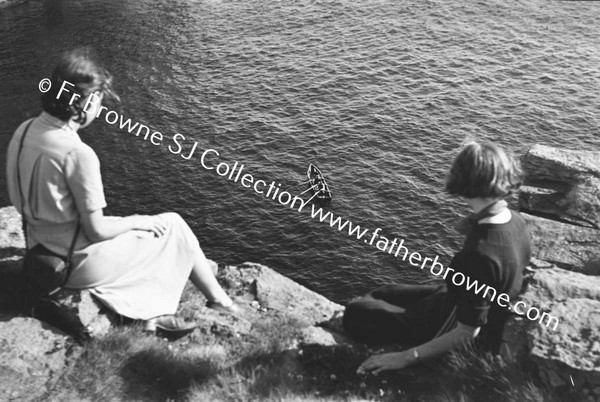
[{"xmin": 1, "ymin": 0, "xmax": 599, "ymax": 302}]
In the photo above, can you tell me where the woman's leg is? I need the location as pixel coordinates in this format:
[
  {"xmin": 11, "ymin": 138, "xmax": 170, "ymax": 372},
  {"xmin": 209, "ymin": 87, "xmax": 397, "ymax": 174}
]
[
  {"xmin": 343, "ymin": 284, "xmax": 445, "ymax": 344},
  {"xmin": 189, "ymin": 246, "xmax": 233, "ymax": 306},
  {"xmin": 369, "ymin": 284, "xmax": 443, "ymax": 307},
  {"xmin": 343, "ymin": 297, "xmax": 412, "ymax": 345}
]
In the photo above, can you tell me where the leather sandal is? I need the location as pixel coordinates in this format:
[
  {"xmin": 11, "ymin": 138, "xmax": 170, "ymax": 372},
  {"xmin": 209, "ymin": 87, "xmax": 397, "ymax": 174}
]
[{"xmin": 145, "ymin": 315, "xmax": 197, "ymax": 337}]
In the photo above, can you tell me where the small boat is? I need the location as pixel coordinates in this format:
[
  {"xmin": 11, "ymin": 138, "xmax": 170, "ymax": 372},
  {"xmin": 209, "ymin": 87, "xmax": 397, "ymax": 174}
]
[{"xmin": 307, "ymin": 163, "xmax": 332, "ymax": 202}]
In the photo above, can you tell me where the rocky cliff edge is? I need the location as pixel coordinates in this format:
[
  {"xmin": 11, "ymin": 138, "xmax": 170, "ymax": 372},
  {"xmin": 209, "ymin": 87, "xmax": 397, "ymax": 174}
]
[{"xmin": 1, "ymin": 144, "xmax": 599, "ymax": 400}]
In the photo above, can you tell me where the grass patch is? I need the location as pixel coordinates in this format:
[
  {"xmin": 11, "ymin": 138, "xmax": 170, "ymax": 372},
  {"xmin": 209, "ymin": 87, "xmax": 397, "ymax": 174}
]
[
  {"xmin": 417, "ymin": 345, "xmax": 558, "ymax": 402},
  {"xmin": 46, "ymin": 317, "xmax": 562, "ymax": 402},
  {"xmin": 50, "ymin": 325, "xmax": 223, "ymax": 401}
]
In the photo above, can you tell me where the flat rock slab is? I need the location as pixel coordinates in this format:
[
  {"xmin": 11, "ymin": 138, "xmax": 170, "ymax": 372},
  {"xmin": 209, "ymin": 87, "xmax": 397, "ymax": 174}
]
[
  {"xmin": 53, "ymin": 289, "xmax": 116, "ymax": 337},
  {"xmin": 176, "ymin": 262, "xmax": 346, "ymax": 349},
  {"xmin": 0, "ymin": 206, "xmax": 24, "ymax": 264},
  {"xmin": 528, "ymin": 299, "xmax": 600, "ymax": 387},
  {"xmin": 0, "ymin": 317, "xmax": 70, "ymax": 401},
  {"xmin": 522, "ymin": 213, "xmax": 600, "ymax": 275},
  {"xmin": 299, "ymin": 326, "xmax": 338, "ymax": 347},
  {"xmin": 521, "ymin": 145, "xmax": 600, "ymax": 228},
  {"xmin": 521, "ymin": 266, "xmax": 600, "ymax": 303},
  {"xmin": 0, "ymin": 0, "xmax": 30, "ymax": 10},
  {"xmin": 503, "ymin": 265, "xmax": 600, "ymax": 396},
  {"xmin": 219, "ymin": 262, "xmax": 344, "ymax": 327}
]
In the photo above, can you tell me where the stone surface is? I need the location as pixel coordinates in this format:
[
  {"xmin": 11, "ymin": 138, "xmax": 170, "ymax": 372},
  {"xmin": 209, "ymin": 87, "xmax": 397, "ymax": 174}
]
[
  {"xmin": 6, "ymin": 141, "xmax": 600, "ymax": 398},
  {"xmin": 522, "ymin": 213, "xmax": 600, "ymax": 275},
  {"xmin": 521, "ymin": 266, "xmax": 600, "ymax": 303},
  {"xmin": 191, "ymin": 302, "xmax": 254, "ymax": 339},
  {"xmin": 0, "ymin": 0, "xmax": 27, "ymax": 9},
  {"xmin": 1, "ymin": 205, "xmax": 346, "ymax": 350},
  {"xmin": 502, "ymin": 265, "xmax": 600, "ymax": 395},
  {"xmin": 218, "ymin": 262, "xmax": 344, "ymax": 327},
  {"xmin": 0, "ymin": 206, "xmax": 117, "ymax": 341},
  {"xmin": 54, "ymin": 289, "xmax": 115, "ymax": 337},
  {"xmin": 511, "ymin": 143, "xmax": 600, "ymax": 396},
  {"xmin": 0, "ymin": 206, "xmax": 25, "ymax": 264},
  {"xmin": 0, "ymin": 208, "xmax": 27, "ymax": 312},
  {"xmin": 528, "ymin": 298, "xmax": 600, "ymax": 389},
  {"xmin": 0, "ymin": 317, "xmax": 70, "ymax": 401},
  {"xmin": 521, "ymin": 144, "xmax": 600, "ymax": 228},
  {"xmin": 175, "ymin": 262, "xmax": 346, "ymax": 350},
  {"xmin": 299, "ymin": 326, "xmax": 338, "ymax": 347}
]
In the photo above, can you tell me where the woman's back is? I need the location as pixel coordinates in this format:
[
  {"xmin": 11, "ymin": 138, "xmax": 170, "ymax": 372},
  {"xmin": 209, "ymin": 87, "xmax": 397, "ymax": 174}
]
[{"xmin": 6, "ymin": 112, "xmax": 106, "ymax": 254}]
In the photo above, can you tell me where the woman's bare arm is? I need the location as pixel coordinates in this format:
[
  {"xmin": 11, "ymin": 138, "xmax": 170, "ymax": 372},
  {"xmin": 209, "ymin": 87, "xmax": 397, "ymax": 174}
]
[
  {"xmin": 358, "ymin": 322, "xmax": 480, "ymax": 374},
  {"xmin": 80, "ymin": 209, "xmax": 167, "ymax": 242}
]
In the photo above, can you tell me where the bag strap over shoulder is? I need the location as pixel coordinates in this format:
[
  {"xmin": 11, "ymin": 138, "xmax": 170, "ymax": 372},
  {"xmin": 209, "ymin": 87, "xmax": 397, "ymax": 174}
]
[
  {"xmin": 64, "ymin": 219, "xmax": 81, "ymax": 284},
  {"xmin": 16, "ymin": 118, "xmax": 81, "ymax": 285},
  {"xmin": 16, "ymin": 119, "xmax": 35, "ymax": 249}
]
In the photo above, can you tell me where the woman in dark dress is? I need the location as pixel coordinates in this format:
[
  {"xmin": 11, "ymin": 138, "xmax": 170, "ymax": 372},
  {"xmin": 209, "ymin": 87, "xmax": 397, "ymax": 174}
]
[{"xmin": 343, "ymin": 141, "xmax": 531, "ymax": 374}]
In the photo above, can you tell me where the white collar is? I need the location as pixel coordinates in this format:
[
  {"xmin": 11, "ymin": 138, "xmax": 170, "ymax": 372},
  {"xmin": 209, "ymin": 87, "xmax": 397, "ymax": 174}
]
[
  {"xmin": 478, "ymin": 208, "xmax": 511, "ymax": 224},
  {"xmin": 39, "ymin": 112, "xmax": 79, "ymax": 134}
]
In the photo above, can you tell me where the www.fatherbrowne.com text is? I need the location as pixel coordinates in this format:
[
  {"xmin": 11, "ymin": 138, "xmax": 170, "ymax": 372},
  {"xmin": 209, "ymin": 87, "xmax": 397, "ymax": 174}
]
[{"xmin": 42, "ymin": 78, "xmax": 560, "ymax": 332}]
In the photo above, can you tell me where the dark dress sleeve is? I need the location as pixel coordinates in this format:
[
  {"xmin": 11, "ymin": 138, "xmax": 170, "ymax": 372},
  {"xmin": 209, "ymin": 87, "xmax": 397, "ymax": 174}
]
[{"xmin": 448, "ymin": 250, "xmax": 499, "ymax": 327}]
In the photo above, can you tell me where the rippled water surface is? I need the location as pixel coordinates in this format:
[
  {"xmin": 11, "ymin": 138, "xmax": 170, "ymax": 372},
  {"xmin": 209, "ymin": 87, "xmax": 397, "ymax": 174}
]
[{"xmin": 1, "ymin": 0, "xmax": 599, "ymax": 302}]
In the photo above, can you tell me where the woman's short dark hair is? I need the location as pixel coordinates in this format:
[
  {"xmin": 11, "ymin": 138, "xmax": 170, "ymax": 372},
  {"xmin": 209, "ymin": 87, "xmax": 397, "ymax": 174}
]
[
  {"xmin": 445, "ymin": 141, "xmax": 523, "ymax": 198},
  {"xmin": 41, "ymin": 48, "xmax": 118, "ymax": 123}
]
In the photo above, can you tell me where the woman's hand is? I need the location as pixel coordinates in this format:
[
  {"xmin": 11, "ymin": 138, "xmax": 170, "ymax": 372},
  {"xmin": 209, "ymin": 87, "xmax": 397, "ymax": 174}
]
[
  {"xmin": 357, "ymin": 351, "xmax": 414, "ymax": 375},
  {"xmin": 130, "ymin": 215, "xmax": 167, "ymax": 238}
]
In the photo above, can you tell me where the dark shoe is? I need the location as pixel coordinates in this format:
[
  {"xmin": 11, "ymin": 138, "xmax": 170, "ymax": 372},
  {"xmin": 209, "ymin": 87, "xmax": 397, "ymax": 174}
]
[
  {"xmin": 206, "ymin": 300, "xmax": 240, "ymax": 315},
  {"xmin": 145, "ymin": 315, "xmax": 196, "ymax": 338}
]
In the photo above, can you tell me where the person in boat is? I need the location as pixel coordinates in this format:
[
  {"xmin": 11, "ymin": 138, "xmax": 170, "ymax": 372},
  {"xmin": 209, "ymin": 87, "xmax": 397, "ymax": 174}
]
[
  {"xmin": 343, "ymin": 141, "xmax": 530, "ymax": 374},
  {"xmin": 312, "ymin": 176, "xmax": 322, "ymax": 191},
  {"xmin": 6, "ymin": 49, "xmax": 237, "ymax": 335},
  {"xmin": 319, "ymin": 181, "xmax": 327, "ymax": 195},
  {"xmin": 310, "ymin": 170, "xmax": 327, "ymax": 195}
]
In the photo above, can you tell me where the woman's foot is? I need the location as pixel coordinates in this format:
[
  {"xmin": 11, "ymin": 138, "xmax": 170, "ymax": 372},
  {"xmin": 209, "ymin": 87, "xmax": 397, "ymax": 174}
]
[{"xmin": 206, "ymin": 300, "xmax": 240, "ymax": 314}]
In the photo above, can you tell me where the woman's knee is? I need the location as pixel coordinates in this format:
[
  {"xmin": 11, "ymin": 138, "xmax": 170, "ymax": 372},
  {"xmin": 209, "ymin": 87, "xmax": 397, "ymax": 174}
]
[
  {"xmin": 343, "ymin": 301, "xmax": 395, "ymax": 342},
  {"xmin": 158, "ymin": 212, "xmax": 201, "ymax": 252},
  {"xmin": 370, "ymin": 284, "xmax": 402, "ymax": 298},
  {"xmin": 159, "ymin": 212, "xmax": 184, "ymax": 224},
  {"xmin": 159, "ymin": 212, "xmax": 193, "ymax": 233},
  {"xmin": 342, "ymin": 300, "xmax": 371, "ymax": 333}
]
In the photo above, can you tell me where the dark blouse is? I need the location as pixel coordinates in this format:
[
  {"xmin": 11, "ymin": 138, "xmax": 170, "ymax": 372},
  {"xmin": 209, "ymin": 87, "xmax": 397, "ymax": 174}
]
[{"xmin": 445, "ymin": 209, "xmax": 531, "ymax": 352}]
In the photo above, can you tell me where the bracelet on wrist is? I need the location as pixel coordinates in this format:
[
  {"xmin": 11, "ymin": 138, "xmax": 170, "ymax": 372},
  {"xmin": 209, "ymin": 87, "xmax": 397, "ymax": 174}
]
[{"xmin": 412, "ymin": 347, "xmax": 421, "ymax": 362}]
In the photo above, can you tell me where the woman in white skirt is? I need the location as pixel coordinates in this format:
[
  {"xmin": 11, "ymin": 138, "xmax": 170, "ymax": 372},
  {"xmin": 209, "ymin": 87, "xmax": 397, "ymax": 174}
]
[{"xmin": 6, "ymin": 49, "xmax": 236, "ymax": 333}]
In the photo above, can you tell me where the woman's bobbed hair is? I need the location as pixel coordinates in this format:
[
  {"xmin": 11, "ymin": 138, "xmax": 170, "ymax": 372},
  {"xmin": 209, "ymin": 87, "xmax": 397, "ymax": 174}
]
[
  {"xmin": 41, "ymin": 48, "xmax": 118, "ymax": 123},
  {"xmin": 445, "ymin": 141, "xmax": 523, "ymax": 198}
]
